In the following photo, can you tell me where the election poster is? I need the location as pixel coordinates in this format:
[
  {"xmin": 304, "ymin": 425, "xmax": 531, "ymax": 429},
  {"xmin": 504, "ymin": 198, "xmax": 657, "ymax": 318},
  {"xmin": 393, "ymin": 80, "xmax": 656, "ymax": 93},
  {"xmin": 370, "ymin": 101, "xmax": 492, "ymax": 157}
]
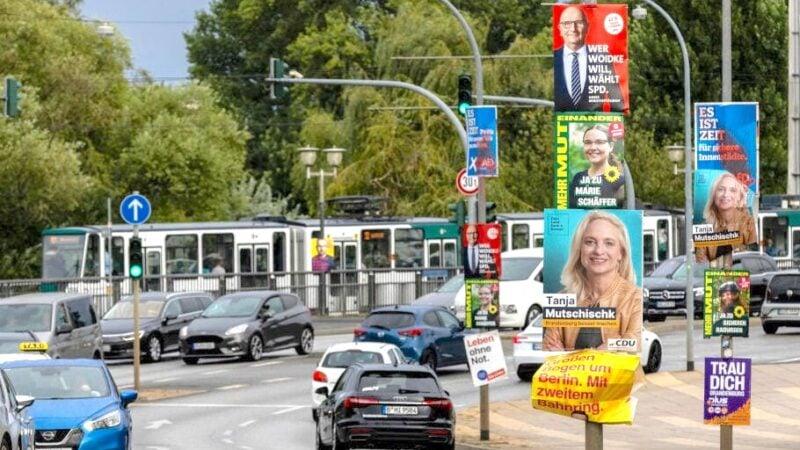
[
  {"xmin": 465, "ymin": 278, "xmax": 499, "ymax": 329},
  {"xmin": 703, "ymin": 270, "xmax": 750, "ymax": 338},
  {"xmin": 465, "ymin": 106, "xmax": 498, "ymax": 177},
  {"xmin": 553, "ymin": 112, "xmax": 625, "ymax": 210},
  {"xmin": 464, "ymin": 331, "xmax": 508, "ymax": 387},
  {"xmin": 704, "ymin": 357, "xmax": 751, "ymax": 425},
  {"xmin": 693, "ymin": 102, "xmax": 759, "ymax": 262},
  {"xmin": 552, "ymin": 3, "xmax": 629, "ymax": 113},
  {"xmin": 541, "ymin": 209, "xmax": 643, "ymax": 352},
  {"xmin": 461, "ymin": 223, "xmax": 502, "ymax": 279}
]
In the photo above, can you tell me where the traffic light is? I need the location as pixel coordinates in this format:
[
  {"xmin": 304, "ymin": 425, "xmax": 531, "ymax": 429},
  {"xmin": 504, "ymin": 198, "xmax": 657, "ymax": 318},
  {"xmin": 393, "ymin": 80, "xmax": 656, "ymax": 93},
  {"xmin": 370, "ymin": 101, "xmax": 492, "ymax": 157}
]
[
  {"xmin": 457, "ymin": 74, "xmax": 472, "ymax": 116},
  {"xmin": 270, "ymin": 57, "xmax": 289, "ymax": 100},
  {"xmin": 448, "ymin": 200, "xmax": 466, "ymax": 227},
  {"xmin": 4, "ymin": 76, "xmax": 20, "ymax": 118},
  {"xmin": 484, "ymin": 202, "xmax": 497, "ymax": 223},
  {"xmin": 128, "ymin": 237, "xmax": 143, "ymax": 279}
]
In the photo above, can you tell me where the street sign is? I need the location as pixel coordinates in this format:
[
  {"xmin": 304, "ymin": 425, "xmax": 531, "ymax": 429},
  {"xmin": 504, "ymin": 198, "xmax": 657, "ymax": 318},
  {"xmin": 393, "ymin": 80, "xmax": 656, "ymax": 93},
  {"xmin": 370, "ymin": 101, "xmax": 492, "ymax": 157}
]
[
  {"xmin": 120, "ymin": 193, "xmax": 152, "ymax": 225},
  {"xmin": 456, "ymin": 168, "xmax": 479, "ymax": 196}
]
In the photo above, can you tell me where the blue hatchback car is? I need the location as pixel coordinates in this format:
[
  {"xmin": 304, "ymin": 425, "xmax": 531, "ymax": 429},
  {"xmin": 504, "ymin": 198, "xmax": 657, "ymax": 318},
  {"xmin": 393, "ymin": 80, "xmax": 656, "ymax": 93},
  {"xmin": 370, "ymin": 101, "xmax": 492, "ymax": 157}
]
[
  {"xmin": 0, "ymin": 359, "xmax": 137, "ymax": 450},
  {"xmin": 354, "ymin": 305, "xmax": 473, "ymax": 371}
]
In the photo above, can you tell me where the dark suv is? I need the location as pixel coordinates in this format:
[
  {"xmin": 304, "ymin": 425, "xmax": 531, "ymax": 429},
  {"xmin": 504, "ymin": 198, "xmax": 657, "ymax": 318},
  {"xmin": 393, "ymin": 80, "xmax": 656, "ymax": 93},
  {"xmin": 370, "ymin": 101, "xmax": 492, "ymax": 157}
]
[
  {"xmin": 760, "ymin": 271, "xmax": 800, "ymax": 334},
  {"xmin": 643, "ymin": 252, "xmax": 778, "ymax": 321}
]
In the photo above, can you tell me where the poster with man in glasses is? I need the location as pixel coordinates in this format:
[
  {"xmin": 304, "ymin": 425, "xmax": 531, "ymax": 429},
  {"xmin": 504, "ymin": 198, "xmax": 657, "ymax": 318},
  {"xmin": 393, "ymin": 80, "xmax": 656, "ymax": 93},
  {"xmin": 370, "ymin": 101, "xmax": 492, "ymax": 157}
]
[{"xmin": 553, "ymin": 3, "xmax": 629, "ymax": 113}]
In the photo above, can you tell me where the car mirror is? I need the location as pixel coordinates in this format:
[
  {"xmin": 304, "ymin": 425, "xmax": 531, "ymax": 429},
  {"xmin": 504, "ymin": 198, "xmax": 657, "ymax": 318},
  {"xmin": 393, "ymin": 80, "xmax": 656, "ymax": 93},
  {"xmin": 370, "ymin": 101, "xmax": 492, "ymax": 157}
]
[
  {"xmin": 56, "ymin": 323, "xmax": 73, "ymax": 335},
  {"xmin": 15, "ymin": 395, "xmax": 34, "ymax": 412},
  {"xmin": 165, "ymin": 313, "xmax": 178, "ymax": 321},
  {"xmin": 120, "ymin": 389, "xmax": 138, "ymax": 407},
  {"xmin": 314, "ymin": 386, "xmax": 329, "ymax": 398}
]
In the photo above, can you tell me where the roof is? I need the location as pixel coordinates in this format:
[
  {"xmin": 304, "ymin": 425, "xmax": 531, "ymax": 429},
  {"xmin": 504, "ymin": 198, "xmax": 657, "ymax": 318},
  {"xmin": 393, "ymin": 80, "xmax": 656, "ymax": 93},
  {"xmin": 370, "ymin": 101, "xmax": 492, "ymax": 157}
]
[
  {"xmin": 325, "ymin": 342, "xmax": 399, "ymax": 353},
  {"xmin": 350, "ymin": 363, "xmax": 435, "ymax": 374},
  {"xmin": 121, "ymin": 291, "xmax": 211, "ymax": 302},
  {"xmin": 370, "ymin": 304, "xmax": 437, "ymax": 313},
  {"xmin": 0, "ymin": 292, "xmax": 92, "ymax": 305}
]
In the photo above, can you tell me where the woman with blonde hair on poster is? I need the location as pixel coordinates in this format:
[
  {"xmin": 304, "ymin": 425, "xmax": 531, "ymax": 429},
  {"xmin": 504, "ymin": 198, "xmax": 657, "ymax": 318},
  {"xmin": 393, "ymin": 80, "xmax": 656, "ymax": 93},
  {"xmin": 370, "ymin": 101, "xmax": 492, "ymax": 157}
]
[{"xmin": 696, "ymin": 172, "xmax": 757, "ymax": 263}]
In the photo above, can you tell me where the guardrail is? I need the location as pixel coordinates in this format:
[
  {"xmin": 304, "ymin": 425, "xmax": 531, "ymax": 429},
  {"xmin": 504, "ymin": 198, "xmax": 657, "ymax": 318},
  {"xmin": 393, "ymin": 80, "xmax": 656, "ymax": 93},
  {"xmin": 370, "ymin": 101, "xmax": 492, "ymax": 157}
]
[{"xmin": 0, "ymin": 268, "xmax": 460, "ymax": 317}]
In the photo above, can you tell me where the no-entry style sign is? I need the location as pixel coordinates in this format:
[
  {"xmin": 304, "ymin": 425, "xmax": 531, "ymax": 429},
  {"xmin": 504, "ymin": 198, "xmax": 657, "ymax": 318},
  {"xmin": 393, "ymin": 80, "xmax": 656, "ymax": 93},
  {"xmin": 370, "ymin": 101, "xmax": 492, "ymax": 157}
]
[{"xmin": 456, "ymin": 168, "xmax": 479, "ymax": 196}]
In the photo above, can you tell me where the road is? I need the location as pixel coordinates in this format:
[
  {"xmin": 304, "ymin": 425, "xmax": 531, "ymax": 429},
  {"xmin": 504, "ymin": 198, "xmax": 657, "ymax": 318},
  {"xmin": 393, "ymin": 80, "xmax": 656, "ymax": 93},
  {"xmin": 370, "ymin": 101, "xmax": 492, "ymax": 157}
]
[{"xmin": 106, "ymin": 317, "xmax": 798, "ymax": 449}]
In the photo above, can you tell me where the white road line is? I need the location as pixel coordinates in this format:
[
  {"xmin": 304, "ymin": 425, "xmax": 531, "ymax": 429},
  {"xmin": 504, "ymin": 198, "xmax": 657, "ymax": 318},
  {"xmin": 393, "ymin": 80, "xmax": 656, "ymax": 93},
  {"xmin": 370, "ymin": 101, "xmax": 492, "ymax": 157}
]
[
  {"xmin": 135, "ymin": 403, "xmax": 306, "ymax": 409},
  {"xmin": 223, "ymin": 430, "xmax": 233, "ymax": 436},
  {"xmin": 222, "ymin": 438, "xmax": 234, "ymax": 444},
  {"xmin": 238, "ymin": 420, "xmax": 256, "ymax": 428},
  {"xmin": 203, "ymin": 369, "xmax": 229, "ymax": 375},
  {"xmin": 775, "ymin": 357, "xmax": 800, "ymax": 363},
  {"xmin": 218, "ymin": 384, "xmax": 247, "ymax": 391},
  {"xmin": 273, "ymin": 406, "xmax": 305, "ymax": 415},
  {"xmin": 251, "ymin": 361, "xmax": 283, "ymax": 367},
  {"xmin": 153, "ymin": 377, "xmax": 177, "ymax": 383},
  {"xmin": 261, "ymin": 377, "xmax": 293, "ymax": 384}
]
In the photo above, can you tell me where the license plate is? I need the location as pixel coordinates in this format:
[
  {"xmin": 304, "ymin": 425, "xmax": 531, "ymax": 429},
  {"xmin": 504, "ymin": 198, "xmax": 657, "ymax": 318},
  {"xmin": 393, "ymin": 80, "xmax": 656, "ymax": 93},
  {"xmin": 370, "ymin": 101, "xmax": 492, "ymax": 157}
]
[
  {"xmin": 383, "ymin": 405, "xmax": 418, "ymax": 415},
  {"xmin": 193, "ymin": 342, "xmax": 215, "ymax": 350},
  {"xmin": 777, "ymin": 308, "xmax": 800, "ymax": 315},
  {"xmin": 656, "ymin": 301, "xmax": 675, "ymax": 308},
  {"xmin": 102, "ymin": 344, "xmax": 111, "ymax": 352}
]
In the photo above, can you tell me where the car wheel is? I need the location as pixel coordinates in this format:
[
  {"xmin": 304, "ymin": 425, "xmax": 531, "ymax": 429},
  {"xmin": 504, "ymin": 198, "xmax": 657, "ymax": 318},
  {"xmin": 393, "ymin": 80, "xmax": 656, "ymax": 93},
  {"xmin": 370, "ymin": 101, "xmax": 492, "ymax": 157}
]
[
  {"xmin": 763, "ymin": 323, "xmax": 779, "ymax": 335},
  {"xmin": 312, "ymin": 408, "xmax": 319, "ymax": 422},
  {"xmin": 182, "ymin": 357, "xmax": 198, "ymax": 365},
  {"xmin": 516, "ymin": 366, "xmax": 536, "ymax": 381},
  {"xmin": 524, "ymin": 304, "xmax": 543, "ymax": 328},
  {"xmin": 332, "ymin": 425, "xmax": 350, "ymax": 450},
  {"xmin": 316, "ymin": 426, "xmax": 331, "ymax": 450},
  {"xmin": 144, "ymin": 335, "xmax": 163, "ymax": 363},
  {"xmin": 246, "ymin": 334, "xmax": 264, "ymax": 361},
  {"xmin": 421, "ymin": 349, "xmax": 438, "ymax": 372},
  {"xmin": 296, "ymin": 327, "xmax": 314, "ymax": 355},
  {"xmin": 1, "ymin": 436, "xmax": 10, "ymax": 450},
  {"xmin": 647, "ymin": 314, "xmax": 666, "ymax": 322},
  {"xmin": 644, "ymin": 341, "xmax": 662, "ymax": 374}
]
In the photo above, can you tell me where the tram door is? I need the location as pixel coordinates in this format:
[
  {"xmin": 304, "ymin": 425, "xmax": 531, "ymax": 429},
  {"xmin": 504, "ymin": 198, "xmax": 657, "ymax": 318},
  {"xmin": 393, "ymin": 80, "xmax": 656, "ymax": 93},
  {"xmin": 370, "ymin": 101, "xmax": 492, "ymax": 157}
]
[
  {"xmin": 426, "ymin": 239, "xmax": 458, "ymax": 268},
  {"xmin": 239, "ymin": 244, "xmax": 270, "ymax": 288},
  {"xmin": 331, "ymin": 242, "xmax": 358, "ymax": 313},
  {"xmin": 145, "ymin": 249, "xmax": 162, "ymax": 292}
]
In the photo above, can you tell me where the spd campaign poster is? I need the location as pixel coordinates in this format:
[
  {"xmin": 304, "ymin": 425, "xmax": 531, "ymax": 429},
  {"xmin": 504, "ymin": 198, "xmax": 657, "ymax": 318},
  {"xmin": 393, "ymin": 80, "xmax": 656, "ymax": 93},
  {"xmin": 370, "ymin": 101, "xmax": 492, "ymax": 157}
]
[
  {"xmin": 693, "ymin": 103, "xmax": 759, "ymax": 260},
  {"xmin": 552, "ymin": 3, "xmax": 629, "ymax": 113},
  {"xmin": 703, "ymin": 270, "xmax": 750, "ymax": 338},
  {"xmin": 461, "ymin": 223, "xmax": 502, "ymax": 280},
  {"xmin": 541, "ymin": 209, "xmax": 643, "ymax": 352},
  {"xmin": 553, "ymin": 113, "xmax": 625, "ymax": 210},
  {"xmin": 465, "ymin": 106, "xmax": 498, "ymax": 177},
  {"xmin": 704, "ymin": 357, "xmax": 751, "ymax": 425}
]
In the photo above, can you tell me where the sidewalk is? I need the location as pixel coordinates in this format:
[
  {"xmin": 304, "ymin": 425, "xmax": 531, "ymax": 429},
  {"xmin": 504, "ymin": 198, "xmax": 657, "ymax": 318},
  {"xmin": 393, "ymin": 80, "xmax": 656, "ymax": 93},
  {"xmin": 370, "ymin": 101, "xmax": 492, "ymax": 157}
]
[{"xmin": 456, "ymin": 362, "xmax": 800, "ymax": 449}]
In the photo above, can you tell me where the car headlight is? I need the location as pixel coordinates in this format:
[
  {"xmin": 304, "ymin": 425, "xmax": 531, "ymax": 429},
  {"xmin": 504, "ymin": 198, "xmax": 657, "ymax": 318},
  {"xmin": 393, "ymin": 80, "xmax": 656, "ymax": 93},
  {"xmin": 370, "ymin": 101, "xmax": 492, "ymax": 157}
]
[
  {"xmin": 83, "ymin": 409, "xmax": 121, "ymax": 431},
  {"xmin": 121, "ymin": 330, "xmax": 145, "ymax": 342},
  {"xmin": 179, "ymin": 326, "xmax": 188, "ymax": 338},
  {"xmin": 225, "ymin": 324, "xmax": 248, "ymax": 336},
  {"xmin": 693, "ymin": 287, "xmax": 704, "ymax": 299}
]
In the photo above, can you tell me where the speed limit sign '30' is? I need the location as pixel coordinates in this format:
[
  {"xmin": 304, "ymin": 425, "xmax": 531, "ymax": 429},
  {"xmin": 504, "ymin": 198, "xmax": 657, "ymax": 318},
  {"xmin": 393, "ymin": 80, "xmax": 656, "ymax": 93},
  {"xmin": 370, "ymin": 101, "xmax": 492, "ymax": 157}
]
[{"xmin": 457, "ymin": 168, "xmax": 479, "ymax": 196}]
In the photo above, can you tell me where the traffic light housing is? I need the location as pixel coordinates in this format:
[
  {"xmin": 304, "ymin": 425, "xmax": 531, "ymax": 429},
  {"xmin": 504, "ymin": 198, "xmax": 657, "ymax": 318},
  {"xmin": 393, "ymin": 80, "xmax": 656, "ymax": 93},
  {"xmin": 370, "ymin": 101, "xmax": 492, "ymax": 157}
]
[
  {"xmin": 448, "ymin": 200, "xmax": 466, "ymax": 227},
  {"xmin": 128, "ymin": 237, "xmax": 143, "ymax": 279},
  {"xmin": 457, "ymin": 74, "xmax": 472, "ymax": 116},
  {"xmin": 4, "ymin": 76, "xmax": 20, "ymax": 118},
  {"xmin": 270, "ymin": 57, "xmax": 289, "ymax": 100},
  {"xmin": 484, "ymin": 202, "xmax": 497, "ymax": 223}
]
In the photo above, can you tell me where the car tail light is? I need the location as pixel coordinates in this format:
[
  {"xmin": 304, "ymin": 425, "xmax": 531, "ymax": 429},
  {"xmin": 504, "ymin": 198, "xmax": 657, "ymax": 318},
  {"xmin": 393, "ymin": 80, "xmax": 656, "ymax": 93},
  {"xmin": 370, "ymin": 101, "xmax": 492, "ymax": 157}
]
[
  {"xmin": 512, "ymin": 335, "xmax": 523, "ymax": 344},
  {"xmin": 428, "ymin": 428, "xmax": 451, "ymax": 437},
  {"xmin": 353, "ymin": 328, "xmax": 366, "ymax": 337},
  {"xmin": 312, "ymin": 370, "xmax": 327, "ymax": 383},
  {"xmin": 399, "ymin": 328, "xmax": 423, "ymax": 337},
  {"xmin": 344, "ymin": 396, "xmax": 379, "ymax": 410},
  {"xmin": 423, "ymin": 398, "xmax": 453, "ymax": 412}
]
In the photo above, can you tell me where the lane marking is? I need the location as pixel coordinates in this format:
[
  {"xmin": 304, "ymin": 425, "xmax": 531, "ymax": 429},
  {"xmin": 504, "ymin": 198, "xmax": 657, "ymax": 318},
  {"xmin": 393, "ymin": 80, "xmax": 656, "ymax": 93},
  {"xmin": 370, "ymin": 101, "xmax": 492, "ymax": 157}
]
[
  {"xmin": 218, "ymin": 384, "xmax": 247, "ymax": 391},
  {"xmin": 262, "ymin": 377, "xmax": 293, "ymax": 384},
  {"xmin": 203, "ymin": 369, "xmax": 230, "ymax": 375},
  {"xmin": 153, "ymin": 377, "xmax": 177, "ymax": 383},
  {"xmin": 239, "ymin": 420, "xmax": 256, "ymax": 428},
  {"xmin": 273, "ymin": 406, "xmax": 305, "ymax": 415},
  {"xmin": 223, "ymin": 430, "xmax": 233, "ymax": 436},
  {"xmin": 251, "ymin": 361, "xmax": 283, "ymax": 367}
]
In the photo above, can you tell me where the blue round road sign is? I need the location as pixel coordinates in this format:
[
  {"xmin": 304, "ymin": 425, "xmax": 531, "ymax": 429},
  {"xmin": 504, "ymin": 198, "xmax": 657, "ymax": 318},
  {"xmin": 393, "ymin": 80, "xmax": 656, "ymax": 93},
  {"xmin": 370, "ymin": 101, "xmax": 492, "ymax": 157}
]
[{"xmin": 119, "ymin": 194, "xmax": 152, "ymax": 225}]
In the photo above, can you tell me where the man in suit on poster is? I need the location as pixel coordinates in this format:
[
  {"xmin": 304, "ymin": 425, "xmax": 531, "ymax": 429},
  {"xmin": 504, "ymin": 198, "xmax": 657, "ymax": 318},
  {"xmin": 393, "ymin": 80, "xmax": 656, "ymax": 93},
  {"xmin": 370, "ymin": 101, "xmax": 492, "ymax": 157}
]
[{"xmin": 554, "ymin": 6, "xmax": 623, "ymax": 112}]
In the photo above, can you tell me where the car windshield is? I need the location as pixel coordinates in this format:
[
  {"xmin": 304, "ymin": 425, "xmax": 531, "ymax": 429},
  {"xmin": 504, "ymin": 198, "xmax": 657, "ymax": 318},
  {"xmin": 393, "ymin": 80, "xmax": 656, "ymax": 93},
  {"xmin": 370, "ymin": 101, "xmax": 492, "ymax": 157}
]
[
  {"xmin": 768, "ymin": 275, "xmax": 800, "ymax": 302},
  {"xmin": 202, "ymin": 296, "xmax": 261, "ymax": 318},
  {"xmin": 358, "ymin": 371, "xmax": 440, "ymax": 394},
  {"xmin": 650, "ymin": 258, "xmax": 707, "ymax": 280},
  {"xmin": 437, "ymin": 275, "xmax": 464, "ymax": 293},
  {"xmin": 500, "ymin": 257, "xmax": 541, "ymax": 281},
  {"xmin": 0, "ymin": 304, "xmax": 52, "ymax": 332},
  {"xmin": 0, "ymin": 339, "xmax": 27, "ymax": 352},
  {"xmin": 362, "ymin": 312, "xmax": 415, "ymax": 330},
  {"xmin": 5, "ymin": 365, "xmax": 110, "ymax": 399},
  {"xmin": 323, "ymin": 350, "xmax": 384, "ymax": 368},
  {"xmin": 103, "ymin": 300, "xmax": 164, "ymax": 319}
]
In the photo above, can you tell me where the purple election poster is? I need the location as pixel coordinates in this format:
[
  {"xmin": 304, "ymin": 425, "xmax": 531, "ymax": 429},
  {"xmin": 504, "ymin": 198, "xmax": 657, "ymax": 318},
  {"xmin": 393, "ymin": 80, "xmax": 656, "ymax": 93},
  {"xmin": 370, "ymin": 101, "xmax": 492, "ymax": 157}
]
[{"xmin": 704, "ymin": 357, "xmax": 751, "ymax": 425}]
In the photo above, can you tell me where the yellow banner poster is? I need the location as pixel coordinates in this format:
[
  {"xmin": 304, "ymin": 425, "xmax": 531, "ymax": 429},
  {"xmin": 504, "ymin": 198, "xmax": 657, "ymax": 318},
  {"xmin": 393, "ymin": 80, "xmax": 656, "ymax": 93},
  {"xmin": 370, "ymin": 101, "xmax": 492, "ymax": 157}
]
[{"xmin": 531, "ymin": 349, "xmax": 642, "ymax": 424}]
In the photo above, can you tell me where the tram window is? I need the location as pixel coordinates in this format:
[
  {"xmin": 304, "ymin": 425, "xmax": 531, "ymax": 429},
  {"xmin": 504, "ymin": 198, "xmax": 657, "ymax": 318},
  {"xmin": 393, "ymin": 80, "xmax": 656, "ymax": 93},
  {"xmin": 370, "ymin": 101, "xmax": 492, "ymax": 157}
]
[
  {"xmin": 83, "ymin": 234, "xmax": 101, "ymax": 277},
  {"xmin": 257, "ymin": 248, "xmax": 269, "ymax": 272},
  {"xmin": 533, "ymin": 235, "xmax": 544, "ymax": 248},
  {"xmin": 240, "ymin": 248, "xmax": 252, "ymax": 273},
  {"xmin": 428, "ymin": 242, "xmax": 442, "ymax": 267},
  {"xmin": 166, "ymin": 235, "xmax": 198, "ymax": 274},
  {"xmin": 273, "ymin": 232, "xmax": 286, "ymax": 272},
  {"xmin": 444, "ymin": 241, "xmax": 457, "ymax": 267},
  {"xmin": 362, "ymin": 229, "xmax": 391, "ymax": 269},
  {"xmin": 395, "ymin": 229, "xmax": 424, "ymax": 268},
  {"xmin": 111, "ymin": 237, "xmax": 124, "ymax": 276},
  {"xmin": 762, "ymin": 216, "xmax": 788, "ymax": 257},
  {"xmin": 794, "ymin": 230, "xmax": 800, "ymax": 260},
  {"xmin": 643, "ymin": 233, "xmax": 655, "ymax": 270},
  {"xmin": 147, "ymin": 251, "xmax": 161, "ymax": 275},
  {"xmin": 657, "ymin": 219, "xmax": 669, "ymax": 260},
  {"xmin": 511, "ymin": 224, "xmax": 530, "ymax": 250},
  {"xmin": 202, "ymin": 233, "xmax": 233, "ymax": 273}
]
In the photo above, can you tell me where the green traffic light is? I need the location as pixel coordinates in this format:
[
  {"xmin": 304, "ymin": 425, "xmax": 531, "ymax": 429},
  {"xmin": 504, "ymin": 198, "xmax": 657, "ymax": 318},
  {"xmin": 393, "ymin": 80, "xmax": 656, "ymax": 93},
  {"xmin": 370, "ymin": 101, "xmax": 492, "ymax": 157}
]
[
  {"xmin": 129, "ymin": 264, "xmax": 143, "ymax": 279},
  {"xmin": 458, "ymin": 102, "xmax": 470, "ymax": 116}
]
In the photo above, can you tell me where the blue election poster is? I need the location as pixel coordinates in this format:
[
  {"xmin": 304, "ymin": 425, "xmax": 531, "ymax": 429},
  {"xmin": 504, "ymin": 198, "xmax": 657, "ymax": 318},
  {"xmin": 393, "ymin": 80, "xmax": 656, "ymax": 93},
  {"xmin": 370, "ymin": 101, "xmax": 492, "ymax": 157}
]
[{"xmin": 466, "ymin": 106, "xmax": 498, "ymax": 177}]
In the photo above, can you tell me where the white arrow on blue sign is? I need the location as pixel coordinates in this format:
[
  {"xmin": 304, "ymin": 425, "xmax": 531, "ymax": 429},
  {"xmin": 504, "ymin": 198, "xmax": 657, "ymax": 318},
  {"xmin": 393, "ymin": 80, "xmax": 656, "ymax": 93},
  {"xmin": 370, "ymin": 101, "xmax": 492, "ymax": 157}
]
[{"xmin": 119, "ymin": 193, "xmax": 152, "ymax": 225}]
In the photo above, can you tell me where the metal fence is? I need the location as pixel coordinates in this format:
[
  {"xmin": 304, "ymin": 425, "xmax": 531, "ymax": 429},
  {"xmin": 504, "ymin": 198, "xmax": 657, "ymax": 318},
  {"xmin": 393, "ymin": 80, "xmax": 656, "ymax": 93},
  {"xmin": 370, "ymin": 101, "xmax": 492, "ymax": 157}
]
[{"xmin": 0, "ymin": 268, "xmax": 460, "ymax": 318}]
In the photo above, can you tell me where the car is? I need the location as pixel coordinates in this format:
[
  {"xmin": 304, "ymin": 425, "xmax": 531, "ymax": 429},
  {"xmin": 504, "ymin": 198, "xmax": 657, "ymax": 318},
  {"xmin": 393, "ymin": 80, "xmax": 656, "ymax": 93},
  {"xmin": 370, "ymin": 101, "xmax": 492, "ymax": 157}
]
[
  {"xmin": 450, "ymin": 247, "xmax": 545, "ymax": 329},
  {"xmin": 413, "ymin": 274, "xmax": 462, "ymax": 312},
  {"xmin": 0, "ymin": 358, "xmax": 136, "ymax": 450},
  {"xmin": 311, "ymin": 342, "xmax": 406, "ymax": 421},
  {"xmin": 0, "ymin": 366, "xmax": 35, "ymax": 450},
  {"xmin": 643, "ymin": 251, "xmax": 778, "ymax": 321},
  {"xmin": 314, "ymin": 363, "xmax": 455, "ymax": 450},
  {"xmin": 179, "ymin": 290, "xmax": 314, "ymax": 364},
  {"xmin": 760, "ymin": 271, "xmax": 800, "ymax": 334},
  {"xmin": 512, "ymin": 314, "xmax": 663, "ymax": 380},
  {"xmin": 354, "ymin": 305, "xmax": 472, "ymax": 372},
  {"xmin": 101, "ymin": 291, "xmax": 213, "ymax": 362},
  {"xmin": 0, "ymin": 293, "xmax": 103, "ymax": 359}
]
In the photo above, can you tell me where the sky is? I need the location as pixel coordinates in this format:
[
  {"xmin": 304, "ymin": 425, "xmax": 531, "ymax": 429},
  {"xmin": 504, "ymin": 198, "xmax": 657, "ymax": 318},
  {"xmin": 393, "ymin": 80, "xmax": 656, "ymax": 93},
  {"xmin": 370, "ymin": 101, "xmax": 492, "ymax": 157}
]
[{"xmin": 79, "ymin": 0, "xmax": 211, "ymax": 82}]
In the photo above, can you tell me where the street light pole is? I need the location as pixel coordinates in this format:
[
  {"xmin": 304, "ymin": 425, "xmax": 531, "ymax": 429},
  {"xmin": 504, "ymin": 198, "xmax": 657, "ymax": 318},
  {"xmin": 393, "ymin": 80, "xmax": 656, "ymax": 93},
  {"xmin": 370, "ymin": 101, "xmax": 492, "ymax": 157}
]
[{"xmin": 639, "ymin": 0, "xmax": 695, "ymax": 372}]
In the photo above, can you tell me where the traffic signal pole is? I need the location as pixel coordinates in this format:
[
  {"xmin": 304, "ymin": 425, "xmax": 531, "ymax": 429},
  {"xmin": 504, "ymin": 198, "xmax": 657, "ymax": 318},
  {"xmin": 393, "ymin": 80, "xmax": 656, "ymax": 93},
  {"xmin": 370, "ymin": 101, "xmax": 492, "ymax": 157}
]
[{"xmin": 132, "ymin": 225, "xmax": 141, "ymax": 392}]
